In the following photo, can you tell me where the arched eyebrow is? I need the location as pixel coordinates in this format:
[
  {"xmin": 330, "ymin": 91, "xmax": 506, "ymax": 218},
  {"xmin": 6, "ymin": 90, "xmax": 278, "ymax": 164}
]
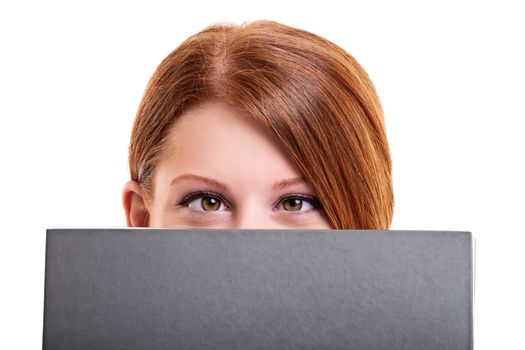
[
  {"xmin": 170, "ymin": 174, "xmax": 230, "ymax": 191},
  {"xmin": 170, "ymin": 174, "xmax": 306, "ymax": 192},
  {"xmin": 271, "ymin": 178, "xmax": 306, "ymax": 191}
]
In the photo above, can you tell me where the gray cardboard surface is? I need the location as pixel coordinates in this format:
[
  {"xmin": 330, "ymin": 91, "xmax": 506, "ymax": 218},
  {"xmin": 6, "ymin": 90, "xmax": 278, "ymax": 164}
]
[{"xmin": 43, "ymin": 229, "xmax": 472, "ymax": 349}]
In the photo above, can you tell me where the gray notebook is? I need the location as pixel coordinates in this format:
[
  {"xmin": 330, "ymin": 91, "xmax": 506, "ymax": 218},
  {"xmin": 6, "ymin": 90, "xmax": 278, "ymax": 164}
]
[{"xmin": 43, "ymin": 229, "xmax": 473, "ymax": 349}]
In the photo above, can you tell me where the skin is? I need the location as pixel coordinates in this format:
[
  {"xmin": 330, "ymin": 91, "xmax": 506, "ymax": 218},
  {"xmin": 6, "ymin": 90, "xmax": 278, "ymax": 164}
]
[{"xmin": 123, "ymin": 100, "xmax": 331, "ymax": 229}]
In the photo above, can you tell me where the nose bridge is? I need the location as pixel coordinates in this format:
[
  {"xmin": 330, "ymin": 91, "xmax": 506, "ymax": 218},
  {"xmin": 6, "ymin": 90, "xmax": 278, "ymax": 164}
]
[{"xmin": 233, "ymin": 198, "xmax": 274, "ymax": 229}]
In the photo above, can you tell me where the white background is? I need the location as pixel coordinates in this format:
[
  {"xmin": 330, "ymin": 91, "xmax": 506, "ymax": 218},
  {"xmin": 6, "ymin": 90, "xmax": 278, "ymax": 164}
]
[{"xmin": 1, "ymin": 0, "xmax": 523, "ymax": 348}]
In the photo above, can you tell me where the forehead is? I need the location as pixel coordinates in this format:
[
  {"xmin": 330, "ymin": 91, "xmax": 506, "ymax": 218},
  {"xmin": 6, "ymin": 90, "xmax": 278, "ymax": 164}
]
[{"xmin": 156, "ymin": 101, "xmax": 299, "ymax": 184}]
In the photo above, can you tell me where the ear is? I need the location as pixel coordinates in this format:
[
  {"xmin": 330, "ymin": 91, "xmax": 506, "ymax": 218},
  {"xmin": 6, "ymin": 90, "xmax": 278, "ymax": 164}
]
[{"xmin": 122, "ymin": 180, "xmax": 150, "ymax": 227}]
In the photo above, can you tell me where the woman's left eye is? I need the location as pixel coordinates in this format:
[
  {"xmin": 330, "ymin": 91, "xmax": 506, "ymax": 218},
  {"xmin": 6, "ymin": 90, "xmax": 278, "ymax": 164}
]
[{"xmin": 277, "ymin": 196, "xmax": 318, "ymax": 212}]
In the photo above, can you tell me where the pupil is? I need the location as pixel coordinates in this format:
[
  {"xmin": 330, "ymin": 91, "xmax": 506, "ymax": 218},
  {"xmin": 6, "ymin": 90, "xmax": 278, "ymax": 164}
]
[
  {"xmin": 202, "ymin": 197, "xmax": 220, "ymax": 211},
  {"xmin": 284, "ymin": 198, "xmax": 302, "ymax": 211}
]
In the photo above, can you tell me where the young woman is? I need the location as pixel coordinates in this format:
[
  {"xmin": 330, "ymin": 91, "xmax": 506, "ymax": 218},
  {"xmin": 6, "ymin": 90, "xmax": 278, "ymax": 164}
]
[{"xmin": 123, "ymin": 20, "xmax": 393, "ymax": 230}]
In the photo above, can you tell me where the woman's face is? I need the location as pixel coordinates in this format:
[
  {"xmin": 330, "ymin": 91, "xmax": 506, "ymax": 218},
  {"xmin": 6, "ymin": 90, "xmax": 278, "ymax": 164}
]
[{"xmin": 124, "ymin": 100, "xmax": 331, "ymax": 229}]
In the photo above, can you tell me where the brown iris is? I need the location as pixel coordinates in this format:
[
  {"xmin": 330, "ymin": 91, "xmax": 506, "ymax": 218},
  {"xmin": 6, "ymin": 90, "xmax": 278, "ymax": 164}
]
[
  {"xmin": 283, "ymin": 198, "xmax": 302, "ymax": 211},
  {"xmin": 201, "ymin": 196, "xmax": 221, "ymax": 211}
]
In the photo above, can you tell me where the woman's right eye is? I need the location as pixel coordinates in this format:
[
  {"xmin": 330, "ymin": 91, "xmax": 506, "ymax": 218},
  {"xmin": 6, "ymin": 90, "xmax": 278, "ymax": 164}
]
[{"xmin": 179, "ymin": 193, "xmax": 229, "ymax": 212}]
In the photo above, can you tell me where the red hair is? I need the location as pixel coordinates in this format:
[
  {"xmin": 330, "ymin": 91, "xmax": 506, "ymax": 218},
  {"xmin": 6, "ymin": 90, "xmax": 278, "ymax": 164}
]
[{"xmin": 129, "ymin": 21, "xmax": 394, "ymax": 229}]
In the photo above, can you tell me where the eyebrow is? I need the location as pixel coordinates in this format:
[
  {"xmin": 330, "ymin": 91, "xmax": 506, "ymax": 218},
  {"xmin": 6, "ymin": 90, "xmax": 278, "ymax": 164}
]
[
  {"xmin": 169, "ymin": 174, "xmax": 307, "ymax": 192},
  {"xmin": 271, "ymin": 177, "xmax": 306, "ymax": 191},
  {"xmin": 170, "ymin": 174, "xmax": 230, "ymax": 191}
]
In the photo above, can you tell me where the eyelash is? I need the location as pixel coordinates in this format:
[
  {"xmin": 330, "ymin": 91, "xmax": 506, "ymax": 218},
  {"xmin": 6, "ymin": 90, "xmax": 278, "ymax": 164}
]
[
  {"xmin": 177, "ymin": 191, "xmax": 231, "ymax": 211},
  {"xmin": 176, "ymin": 191, "xmax": 323, "ymax": 213},
  {"xmin": 276, "ymin": 194, "xmax": 322, "ymax": 212}
]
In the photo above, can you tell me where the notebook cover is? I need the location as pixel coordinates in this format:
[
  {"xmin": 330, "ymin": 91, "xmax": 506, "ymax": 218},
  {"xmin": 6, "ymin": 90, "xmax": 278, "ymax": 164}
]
[{"xmin": 43, "ymin": 229, "xmax": 473, "ymax": 350}]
